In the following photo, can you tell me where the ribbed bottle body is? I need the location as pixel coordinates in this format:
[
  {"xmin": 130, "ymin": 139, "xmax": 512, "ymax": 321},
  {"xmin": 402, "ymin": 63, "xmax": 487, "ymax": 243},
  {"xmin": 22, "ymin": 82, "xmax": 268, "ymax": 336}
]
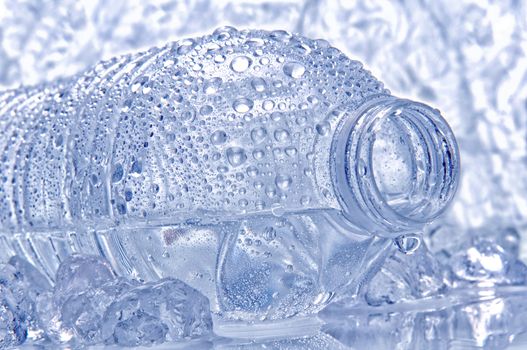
[
  {"xmin": 0, "ymin": 28, "xmax": 388, "ymax": 233},
  {"xmin": 0, "ymin": 28, "xmax": 460, "ymax": 321}
]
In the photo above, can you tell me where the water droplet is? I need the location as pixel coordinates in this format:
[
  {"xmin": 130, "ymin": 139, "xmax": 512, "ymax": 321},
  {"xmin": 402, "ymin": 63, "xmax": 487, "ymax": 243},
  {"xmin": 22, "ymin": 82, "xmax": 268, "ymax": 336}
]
[
  {"xmin": 213, "ymin": 26, "xmax": 238, "ymax": 40},
  {"xmin": 204, "ymin": 77, "xmax": 222, "ymax": 94},
  {"xmin": 262, "ymin": 100, "xmax": 275, "ymax": 111},
  {"xmin": 226, "ymin": 147, "xmax": 247, "ymax": 167},
  {"xmin": 124, "ymin": 189, "xmax": 133, "ymax": 202},
  {"xmin": 233, "ymin": 98, "xmax": 254, "ymax": 113},
  {"xmin": 230, "ymin": 56, "xmax": 252, "ymax": 73},
  {"xmin": 283, "ymin": 62, "xmax": 306, "ymax": 79},
  {"xmin": 90, "ymin": 174, "xmax": 100, "ymax": 186},
  {"xmin": 266, "ymin": 186, "xmax": 277, "ymax": 198},
  {"xmin": 294, "ymin": 43, "xmax": 312, "ymax": 55},
  {"xmin": 263, "ymin": 227, "xmax": 277, "ymax": 241},
  {"xmin": 210, "ymin": 130, "xmax": 227, "ymax": 145},
  {"xmin": 270, "ymin": 30, "xmax": 292, "ymax": 42},
  {"xmin": 253, "ymin": 149, "xmax": 265, "ymax": 160},
  {"xmin": 250, "ymin": 127, "xmax": 268, "ymax": 144},
  {"xmin": 131, "ymin": 75, "xmax": 149, "ymax": 93},
  {"xmin": 214, "ymin": 54, "xmax": 226, "ymax": 63},
  {"xmin": 246, "ymin": 166, "xmax": 259, "ymax": 177},
  {"xmin": 284, "ymin": 146, "xmax": 297, "ymax": 157},
  {"xmin": 199, "ymin": 105, "xmax": 213, "ymax": 115},
  {"xmin": 316, "ymin": 122, "xmax": 330, "ymax": 136},
  {"xmin": 111, "ymin": 164, "xmax": 124, "ymax": 183},
  {"xmin": 259, "ymin": 57, "xmax": 270, "ymax": 65},
  {"xmin": 358, "ymin": 159, "xmax": 368, "ymax": 176},
  {"xmin": 300, "ymin": 195, "xmax": 311, "ymax": 205},
  {"xmin": 246, "ymin": 37, "xmax": 265, "ymax": 46},
  {"xmin": 270, "ymin": 112, "xmax": 281, "ymax": 122},
  {"xmin": 251, "ymin": 78, "xmax": 267, "ymax": 92},
  {"xmin": 142, "ymin": 86, "xmax": 152, "ymax": 94},
  {"xmin": 163, "ymin": 59, "xmax": 175, "ymax": 68},
  {"xmin": 192, "ymin": 62, "xmax": 203, "ymax": 72},
  {"xmin": 307, "ymin": 95, "xmax": 319, "ymax": 104},
  {"xmin": 275, "ymin": 174, "xmax": 292, "ymax": 190},
  {"xmin": 116, "ymin": 202, "xmax": 127, "ymax": 215},
  {"xmin": 181, "ymin": 108, "xmax": 196, "ymax": 121},
  {"xmin": 177, "ymin": 39, "xmax": 195, "ymax": 54},
  {"xmin": 296, "ymin": 116, "xmax": 307, "ymax": 125},
  {"xmin": 54, "ymin": 134, "xmax": 64, "ymax": 147},
  {"xmin": 130, "ymin": 160, "xmax": 142, "ymax": 176},
  {"xmin": 395, "ymin": 234, "xmax": 421, "ymax": 255},
  {"xmin": 274, "ymin": 128, "xmax": 291, "ymax": 142}
]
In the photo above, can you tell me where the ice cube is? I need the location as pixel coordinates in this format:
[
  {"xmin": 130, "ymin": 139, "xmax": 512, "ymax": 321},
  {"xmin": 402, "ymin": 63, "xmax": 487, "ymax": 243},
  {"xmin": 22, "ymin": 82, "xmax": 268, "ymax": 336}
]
[
  {"xmin": 53, "ymin": 254, "xmax": 115, "ymax": 306},
  {"xmin": 8, "ymin": 256, "xmax": 52, "ymax": 296},
  {"xmin": 451, "ymin": 237, "xmax": 527, "ymax": 286},
  {"xmin": 0, "ymin": 283, "xmax": 28, "ymax": 348},
  {"xmin": 365, "ymin": 242, "xmax": 447, "ymax": 306},
  {"xmin": 54, "ymin": 278, "xmax": 138, "ymax": 345},
  {"xmin": 103, "ymin": 278, "xmax": 213, "ymax": 346},
  {"xmin": 112, "ymin": 312, "xmax": 169, "ymax": 347}
]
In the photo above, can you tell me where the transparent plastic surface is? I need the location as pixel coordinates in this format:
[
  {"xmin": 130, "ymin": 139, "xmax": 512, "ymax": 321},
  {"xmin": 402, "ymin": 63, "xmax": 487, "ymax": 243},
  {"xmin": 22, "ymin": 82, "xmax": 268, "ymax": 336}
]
[
  {"xmin": 0, "ymin": 28, "xmax": 465, "ymax": 348},
  {"xmin": 1, "ymin": 0, "xmax": 525, "ymax": 241}
]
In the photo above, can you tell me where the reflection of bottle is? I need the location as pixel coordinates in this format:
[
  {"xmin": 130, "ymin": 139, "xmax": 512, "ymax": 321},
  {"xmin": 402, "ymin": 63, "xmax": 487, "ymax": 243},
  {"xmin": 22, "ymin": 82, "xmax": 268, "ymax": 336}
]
[{"xmin": 0, "ymin": 28, "xmax": 459, "ymax": 320}]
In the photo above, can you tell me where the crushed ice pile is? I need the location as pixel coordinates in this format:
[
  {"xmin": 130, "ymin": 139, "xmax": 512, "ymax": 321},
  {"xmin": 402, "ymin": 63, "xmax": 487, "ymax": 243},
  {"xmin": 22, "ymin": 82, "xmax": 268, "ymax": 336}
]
[
  {"xmin": 3, "ymin": 243, "xmax": 527, "ymax": 348},
  {"xmin": 1, "ymin": 255, "xmax": 212, "ymax": 348}
]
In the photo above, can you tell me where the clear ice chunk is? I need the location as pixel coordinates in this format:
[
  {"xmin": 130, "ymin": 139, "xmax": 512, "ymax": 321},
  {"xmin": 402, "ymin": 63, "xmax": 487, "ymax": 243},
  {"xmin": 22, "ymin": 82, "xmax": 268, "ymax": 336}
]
[
  {"xmin": 53, "ymin": 255, "xmax": 115, "ymax": 306},
  {"xmin": 0, "ymin": 257, "xmax": 53, "ymax": 348},
  {"xmin": 427, "ymin": 224, "xmax": 527, "ymax": 286},
  {"xmin": 364, "ymin": 242, "xmax": 447, "ymax": 306},
  {"xmin": 112, "ymin": 312, "xmax": 169, "ymax": 347},
  {"xmin": 8, "ymin": 256, "xmax": 52, "ymax": 295},
  {"xmin": 44, "ymin": 277, "xmax": 137, "ymax": 345},
  {"xmin": 0, "ymin": 277, "xmax": 28, "ymax": 348},
  {"xmin": 103, "ymin": 278, "xmax": 213, "ymax": 346},
  {"xmin": 450, "ymin": 237, "xmax": 527, "ymax": 286},
  {"xmin": 0, "ymin": 256, "xmax": 208, "ymax": 348},
  {"xmin": 320, "ymin": 288, "xmax": 527, "ymax": 350}
]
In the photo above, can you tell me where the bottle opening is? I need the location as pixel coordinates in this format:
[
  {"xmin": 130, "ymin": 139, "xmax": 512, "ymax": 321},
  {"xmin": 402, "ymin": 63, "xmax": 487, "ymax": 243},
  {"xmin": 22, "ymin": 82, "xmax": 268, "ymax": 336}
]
[{"xmin": 332, "ymin": 96, "xmax": 460, "ymax": 236}]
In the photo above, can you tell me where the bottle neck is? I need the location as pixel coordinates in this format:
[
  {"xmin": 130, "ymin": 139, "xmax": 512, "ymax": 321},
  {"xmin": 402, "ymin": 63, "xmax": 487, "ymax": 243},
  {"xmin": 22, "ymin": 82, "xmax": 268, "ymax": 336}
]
[{"xmin": 331, "ymin": 96, "xmax": 459, "ymax": 237}]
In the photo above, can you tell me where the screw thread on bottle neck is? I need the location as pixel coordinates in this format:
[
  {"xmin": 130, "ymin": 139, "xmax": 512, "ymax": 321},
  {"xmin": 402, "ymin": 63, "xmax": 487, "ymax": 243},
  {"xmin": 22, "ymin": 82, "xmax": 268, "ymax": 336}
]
[{"xmin": 332, "ymin": 96, "xmax": 459, "ymax": 237}]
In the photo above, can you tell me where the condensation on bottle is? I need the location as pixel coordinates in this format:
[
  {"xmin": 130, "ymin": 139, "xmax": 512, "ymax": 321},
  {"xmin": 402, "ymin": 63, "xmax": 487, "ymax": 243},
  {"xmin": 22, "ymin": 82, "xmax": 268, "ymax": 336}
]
[{"xmin": 0, "ymin": 27, "xmax": 459, "ymax": 321}]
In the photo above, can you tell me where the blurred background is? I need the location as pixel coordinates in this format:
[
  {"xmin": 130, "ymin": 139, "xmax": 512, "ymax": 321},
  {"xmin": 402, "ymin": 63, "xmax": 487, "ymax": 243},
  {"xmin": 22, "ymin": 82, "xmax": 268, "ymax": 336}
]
[{"xmin": 1, "ymin": 0, "xmax": 526, "ymax": 257}]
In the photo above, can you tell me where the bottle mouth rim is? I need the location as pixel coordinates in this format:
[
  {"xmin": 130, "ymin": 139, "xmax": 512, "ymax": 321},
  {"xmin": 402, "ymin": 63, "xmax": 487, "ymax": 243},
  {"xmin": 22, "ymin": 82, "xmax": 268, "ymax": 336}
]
[{"xmin": 331, "ymin": 95, "xmax": 460, "ymax": 236}]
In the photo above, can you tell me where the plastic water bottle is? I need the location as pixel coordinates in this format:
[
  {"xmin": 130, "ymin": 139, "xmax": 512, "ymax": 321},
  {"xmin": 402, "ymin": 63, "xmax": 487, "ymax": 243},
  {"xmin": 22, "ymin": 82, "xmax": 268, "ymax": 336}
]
[{"xmin": 0, "ymin": 28, "xmax": 459, "ymax": 322}]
